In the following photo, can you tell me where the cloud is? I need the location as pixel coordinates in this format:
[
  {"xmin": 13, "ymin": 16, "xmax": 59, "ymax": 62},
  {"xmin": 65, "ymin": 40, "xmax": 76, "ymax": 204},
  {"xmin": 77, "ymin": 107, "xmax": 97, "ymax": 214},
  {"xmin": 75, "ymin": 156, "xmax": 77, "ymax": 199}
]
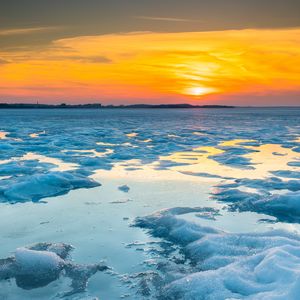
[
  {"xmin": 1, "ymin": 28, "xmax": 300, "ymax": 105},
  {"xmin": 0, "ymin": 58, "xmax": 9, "ymax": 64},
  {"xmin": 70, "ymin": 55, "xmax": 112, "ymax": 64},
  {"xmin": 0, "ymin": 26, "xmax": 61, "ymax": 36},
  {"xmin": 40, "ymin": 55, "xmax": 112, "ymax": 64},
  {"xmin": 135, "ymin": 16, "xmax": 201, "ymax": 23}
]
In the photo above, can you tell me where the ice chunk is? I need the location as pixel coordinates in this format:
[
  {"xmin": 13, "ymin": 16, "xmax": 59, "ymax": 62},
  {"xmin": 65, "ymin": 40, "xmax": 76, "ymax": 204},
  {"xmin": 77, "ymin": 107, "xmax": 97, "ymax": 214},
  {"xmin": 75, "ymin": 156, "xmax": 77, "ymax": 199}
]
[
  {"xmin": 15, "ymin": 247, "xmax": 63, "ymax": 275},
  {"xmin": 271, "ymin": 170, "xmax": 300, "ymax": 179},
  {"xmin": 110, "ymin": 198, "xmax": 132, "ymax": 204},
  {"xmin": 1, "ymin": 109, "xmax": 300, "ymax": 204},
  {"xmin": 14, "ymin": 247, "xmax": 64, "ymax": 289},
  {"xmin": 195, "ymin": 207, "xmax": 221, "ymax": 220},
  {"xmin": 288, "ymin": 161, "xmax": 300, "ymax": 167},
  {"xmin": 213, "ymin": 188, "xmax": 300, "ymax": 223},
  {"xmin": 0, "ymin": 242, "xmax": 109, "ymax": 295},
  {"xmin": 209, "ymin": 147, "xmax": 256, "ymax": 169},
  {"xmin": 180, "ymin": 171, "xmax": 226, "ymax": 179},
  {"xmin": 212, "ymin": 188, "xmax": 261, "ymax": 203},
  {"xmin": 135, "ymin": 207, "xmax": 220, "ymax": 245},
  {"xmin": 118, "ymin": 184, "xmax": 130, "ymax": 193},
  {"xmin": 272, "ymin": 151, "xmax": 287, "ymax": 156},
  {"xmin": 134, "ymin": 208, "xmax": 300, "ymax": 300},
  {"xmin": 1, "ymin": 172, "xmax": 100, "ymax": 203},
  {"xmin": 234, "ymin": 177, "xmax": 300, "ymax": 192},
  {"xmin": 251, "ymin": 191, "xmax": 300, "ymax": 222}
]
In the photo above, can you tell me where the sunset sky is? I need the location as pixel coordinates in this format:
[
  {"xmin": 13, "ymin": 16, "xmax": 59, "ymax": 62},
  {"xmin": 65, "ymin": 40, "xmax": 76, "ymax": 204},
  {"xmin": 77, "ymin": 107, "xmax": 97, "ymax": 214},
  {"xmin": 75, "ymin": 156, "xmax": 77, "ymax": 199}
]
[{"xmin": 1, "ymin": 0, "xmax": 300, "ymax": 105}]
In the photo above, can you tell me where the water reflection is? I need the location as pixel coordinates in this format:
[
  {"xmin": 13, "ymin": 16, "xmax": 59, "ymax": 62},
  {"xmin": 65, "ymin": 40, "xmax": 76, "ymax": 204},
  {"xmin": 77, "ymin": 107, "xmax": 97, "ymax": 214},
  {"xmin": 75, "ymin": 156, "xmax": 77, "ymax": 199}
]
[
  {"xmin": 160, "ymin": 140, "xmax": 300, "ymax": 179},
  {"xmin": 21, "ymin": 152, "xmax": 78, "ymax": 172}
]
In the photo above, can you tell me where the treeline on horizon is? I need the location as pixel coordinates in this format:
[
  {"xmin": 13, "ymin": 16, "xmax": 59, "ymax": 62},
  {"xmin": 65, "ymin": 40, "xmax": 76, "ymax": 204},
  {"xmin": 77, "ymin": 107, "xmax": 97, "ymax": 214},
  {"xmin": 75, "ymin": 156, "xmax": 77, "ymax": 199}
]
[{"xmin": 0, "ymin": 103, "xmax": 234, "ymax": 109}]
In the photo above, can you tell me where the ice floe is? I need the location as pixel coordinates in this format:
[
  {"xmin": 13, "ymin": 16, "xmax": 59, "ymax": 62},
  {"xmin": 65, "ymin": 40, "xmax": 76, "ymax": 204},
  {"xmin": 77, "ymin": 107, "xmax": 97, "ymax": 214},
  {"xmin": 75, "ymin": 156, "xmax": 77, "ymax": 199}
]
[
  {"xmin": 288, "ymin": 161, "xmax": 300, "ymax": 167},
  {"xmin": 271, "ymin": 170, "xmax": 300, "ymax": 179},
  {"xmin": 1, "ymin": 108, "xmax": 300, "ymax": 298},
  {"xmin": 118, "ymin": 185, "xmax": 130, "ymax": 193},
  {"xmin": 0, "ymin": 171, "xmax": 100, "ymax": 203},
  {"xmin": 1, "ymin": 108, "xmax": 300, "ymax": 203},
  {"xmin": 0, "ymin": 242, "xmax": 109, "ymax": 296},
  {"xmin": 220, "ymin": 177, "xmax": 300, "ymax": 192},
  {"xmin": 212, "ymin": 187, "xmax": 300, "ymax": 223},
  {"xmin": 134, "ymin": 207, "xmax": 300, "ymax": 299}
]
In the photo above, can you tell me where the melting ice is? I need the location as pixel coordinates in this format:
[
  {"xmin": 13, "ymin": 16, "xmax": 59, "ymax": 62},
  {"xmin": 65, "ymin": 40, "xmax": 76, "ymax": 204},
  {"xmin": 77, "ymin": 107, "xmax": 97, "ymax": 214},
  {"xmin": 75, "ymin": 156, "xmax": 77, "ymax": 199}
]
[{"xmin": 0, "ymin": 108, "xmax": 300, "ymax": 299}]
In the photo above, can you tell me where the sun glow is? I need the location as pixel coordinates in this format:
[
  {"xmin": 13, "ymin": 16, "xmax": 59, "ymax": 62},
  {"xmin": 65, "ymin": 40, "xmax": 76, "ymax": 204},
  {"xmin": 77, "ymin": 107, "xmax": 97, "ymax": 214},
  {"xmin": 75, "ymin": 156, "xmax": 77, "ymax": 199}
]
[
  {"xmin": 184, "ymin": 86, "xmax": 217, "ymax": 96},
  {"xmin": 0, "ymin": 28, "xmax": 300, "ymax": 104}
]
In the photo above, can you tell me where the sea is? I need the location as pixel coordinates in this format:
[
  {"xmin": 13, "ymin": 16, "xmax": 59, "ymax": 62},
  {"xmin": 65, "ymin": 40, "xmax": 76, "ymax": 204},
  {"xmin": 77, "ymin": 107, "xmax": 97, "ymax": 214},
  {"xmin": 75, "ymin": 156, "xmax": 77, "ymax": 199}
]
[{"xmin": 0, "ymin": 107, "xmax": 300, "ymax": 299}]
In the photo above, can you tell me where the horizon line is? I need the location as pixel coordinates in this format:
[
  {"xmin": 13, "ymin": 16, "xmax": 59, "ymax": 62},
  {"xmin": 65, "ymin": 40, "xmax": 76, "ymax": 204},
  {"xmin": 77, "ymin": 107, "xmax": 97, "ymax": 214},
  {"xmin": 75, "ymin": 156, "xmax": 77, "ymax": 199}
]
[{"xmin": 0, "ymin": 102, "xmax": 300, "ymax": 108}]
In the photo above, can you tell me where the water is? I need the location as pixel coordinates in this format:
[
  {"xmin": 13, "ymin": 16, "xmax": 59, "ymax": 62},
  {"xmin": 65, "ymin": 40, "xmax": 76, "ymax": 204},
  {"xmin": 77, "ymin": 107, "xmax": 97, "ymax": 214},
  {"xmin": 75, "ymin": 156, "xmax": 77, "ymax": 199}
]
[{"xmin": 0, "ymin": 108, "xmax": 300, "ymax": 299}]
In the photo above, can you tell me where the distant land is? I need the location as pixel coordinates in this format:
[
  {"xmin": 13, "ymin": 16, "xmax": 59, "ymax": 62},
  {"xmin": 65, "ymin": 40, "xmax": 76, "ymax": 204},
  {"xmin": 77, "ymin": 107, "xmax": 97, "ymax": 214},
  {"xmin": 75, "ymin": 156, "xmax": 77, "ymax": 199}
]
[{"xmin": 0, "ymin": 103, "xmax": 234, "ymax": 109}]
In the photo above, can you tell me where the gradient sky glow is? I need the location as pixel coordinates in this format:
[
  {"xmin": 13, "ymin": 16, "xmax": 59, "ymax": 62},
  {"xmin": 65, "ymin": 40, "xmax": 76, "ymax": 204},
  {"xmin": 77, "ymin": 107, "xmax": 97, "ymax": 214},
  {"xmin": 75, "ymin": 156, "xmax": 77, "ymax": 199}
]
[{"xmin": 1, "ymin": 0, "xmax": 300, "ymax": 105}]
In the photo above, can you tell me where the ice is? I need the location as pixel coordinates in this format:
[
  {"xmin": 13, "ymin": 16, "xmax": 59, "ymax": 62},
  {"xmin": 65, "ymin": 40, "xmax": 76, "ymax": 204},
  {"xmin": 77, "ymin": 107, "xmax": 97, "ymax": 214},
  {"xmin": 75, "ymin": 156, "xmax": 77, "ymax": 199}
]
[
  {"xmin": 20, "ymin": 152, "xmax": 78, "ymax": 171},
  {"xmin": 288, "ymin": 161, "xmax": 300, "ymax": 167},
  {"xmin": 212, "ymin": 172, "xmax": 300, "ymax": 222},
  {"xmin": 272, "ymin": 170, "xmax": 300, "ymax": 179},
  {"xmin": 195, "ymin": 207, "xmax": 221, "ymax": 220},
  {"xmin": 118, "ymin": 184, "xmax": 130, "ymax": 193},
  {"xmin": 273, "ymin": 151, "xmax": 287, "ymax": 156},
  {"xmin": 0, "ymin": 142, "xmax": 14, "ymax": 150},
  {"xmin": 134, "ymin": 208, "xmax": 300, "ymax": 300},
  {"xmin": 135, "ymin": 207, "xmax": 220, "ymax": 245},
  {"xmin": 0, "ymin": 161, "xmax": 42, "ymax": 176},
  {"xmin": 212, "ymin": 188, "xmax": 261, "ymax": 204},
  {"xmin": 243, "ymin": 191, "xmax": 300, "ymax": 223},
  {"xmin": 15, "ymin": 247, "xmax": 64, "ymax": 275},
  {"xmin": 0, "ymin": 108, "xmax": 300, "ymax": 203},
  {"xmin": 229, "ymin": 177, "xmax": 300, "ymax": 192},
  {"xmin": 212, "ymin": 187, "xmax": 300, "ymax": 223},
  {"xmin": 1, "ymin": 108, "xmax": 300, "ymax": 298},
  {"xmin": 110, "ymin": 198, "xmax": 132, "ymax": 204},
  {"xmin": 209, "ymin": 146, "xmax": 257, "ymax": 169},
  {"xmin": 0, "ymin": 242, "xmax": 109, "ymax": 295},
  {"xmin": 180, "ymin": 171, "xmax": 225, "ymax": 179},
  {"xmin": 0, "ymin": 172, "xmax": 100, "ymax": 203}
]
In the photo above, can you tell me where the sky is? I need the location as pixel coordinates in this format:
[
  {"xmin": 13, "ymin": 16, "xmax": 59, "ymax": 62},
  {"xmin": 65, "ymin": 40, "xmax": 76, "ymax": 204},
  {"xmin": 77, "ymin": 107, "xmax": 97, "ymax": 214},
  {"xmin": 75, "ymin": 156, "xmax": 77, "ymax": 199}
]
[{"xmin": 0, "ymin": 0, "xmax": 300, "ymax": 106}]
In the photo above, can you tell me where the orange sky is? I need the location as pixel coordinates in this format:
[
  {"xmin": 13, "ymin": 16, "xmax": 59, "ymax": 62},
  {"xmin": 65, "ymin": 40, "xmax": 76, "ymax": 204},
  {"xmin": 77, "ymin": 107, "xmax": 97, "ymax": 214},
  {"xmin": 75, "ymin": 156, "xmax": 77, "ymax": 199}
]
[{"xmin": 0, "ymin": 28, "xmax": 300, "ymax": 105}]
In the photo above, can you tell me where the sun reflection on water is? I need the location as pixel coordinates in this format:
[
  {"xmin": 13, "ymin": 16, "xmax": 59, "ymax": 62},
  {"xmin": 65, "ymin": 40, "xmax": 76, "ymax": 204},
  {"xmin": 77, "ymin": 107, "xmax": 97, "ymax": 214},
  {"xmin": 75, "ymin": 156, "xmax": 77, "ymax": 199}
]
[{"xmin": 93, "ymin": 139, "xmax": 300, "ymax": 182}]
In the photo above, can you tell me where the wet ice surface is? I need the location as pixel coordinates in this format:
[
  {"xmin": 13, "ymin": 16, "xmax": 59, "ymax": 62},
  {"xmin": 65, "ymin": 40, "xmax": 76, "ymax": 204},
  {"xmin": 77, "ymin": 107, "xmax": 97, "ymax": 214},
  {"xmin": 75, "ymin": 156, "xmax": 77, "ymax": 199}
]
[
  {"xmin": 1, "ymin": 108, "xmax": 300, "ymax": 299},
  {"xmin": 0, "ymin": 242, "xmax": 108, "ymax": 296},
  {"xmin": 0, "ymin": 177, "xmax": 215, "ymax": 299},
  {"xmin": 134, "ymin": 208, "xmax": 300, "ymax": 299}
]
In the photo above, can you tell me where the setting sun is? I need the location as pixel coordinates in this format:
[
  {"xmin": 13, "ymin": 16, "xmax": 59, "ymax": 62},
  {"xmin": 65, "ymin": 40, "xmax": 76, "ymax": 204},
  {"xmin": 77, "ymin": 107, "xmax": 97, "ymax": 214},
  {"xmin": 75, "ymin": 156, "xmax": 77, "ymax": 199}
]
[
  {"xmin": 0, "ymin": 28, "xmax": 300, "ymax": 105},
  {"xmin": 1, "ymin": 1, "xmax": 300, "ymax": 299},
  {"xmin": 184, "ymin": 86, "xmax": 217, "ymax": 96}
]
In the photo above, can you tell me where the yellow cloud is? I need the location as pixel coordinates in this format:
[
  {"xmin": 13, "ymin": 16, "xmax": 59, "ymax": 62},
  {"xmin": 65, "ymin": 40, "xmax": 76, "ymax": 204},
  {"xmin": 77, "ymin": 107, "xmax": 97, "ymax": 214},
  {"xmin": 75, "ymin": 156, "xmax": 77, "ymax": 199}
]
[{"xmin": 0, "ymin": 28, "xmax": 300, "ymax": 103}]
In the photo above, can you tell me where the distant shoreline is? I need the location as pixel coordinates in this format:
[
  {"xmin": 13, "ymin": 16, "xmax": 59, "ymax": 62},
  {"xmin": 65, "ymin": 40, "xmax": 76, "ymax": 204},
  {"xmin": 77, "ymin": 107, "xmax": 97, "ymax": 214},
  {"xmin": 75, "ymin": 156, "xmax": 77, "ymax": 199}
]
[
  {"xmin": 0, "ymin": 103, "xmax": 299, "ymax": 109},
  {"xmin": 0, "ymin": 103, "xmax": 234, "ymax": 109}
]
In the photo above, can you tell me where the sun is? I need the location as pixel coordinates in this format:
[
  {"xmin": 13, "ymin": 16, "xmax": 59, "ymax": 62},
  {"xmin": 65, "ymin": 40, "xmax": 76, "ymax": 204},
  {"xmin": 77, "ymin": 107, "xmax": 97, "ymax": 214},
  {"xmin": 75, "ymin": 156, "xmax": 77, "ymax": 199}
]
[{"xmin": 184, "ymin": 86, "xmax": 217, "ymax": 96}]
